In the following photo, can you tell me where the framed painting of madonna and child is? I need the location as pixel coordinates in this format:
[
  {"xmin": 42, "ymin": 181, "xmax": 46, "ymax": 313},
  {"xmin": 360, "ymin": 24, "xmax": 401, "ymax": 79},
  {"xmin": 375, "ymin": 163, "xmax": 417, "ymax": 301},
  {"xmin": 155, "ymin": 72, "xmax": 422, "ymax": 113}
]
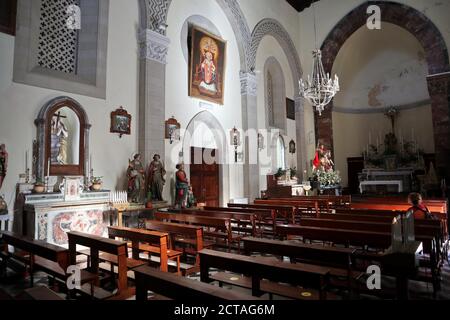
[{"xmin": 189, "ymin": 26, "xmax": 227, "ymax": 105}]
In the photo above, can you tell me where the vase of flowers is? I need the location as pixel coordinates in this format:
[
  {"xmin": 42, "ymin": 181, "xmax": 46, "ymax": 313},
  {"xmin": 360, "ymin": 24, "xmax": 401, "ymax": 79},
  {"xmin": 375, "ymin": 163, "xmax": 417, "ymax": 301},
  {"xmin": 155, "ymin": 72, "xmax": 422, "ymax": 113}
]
[{"xmin": 90, "ymin": 177, "xmax": 103, "ymax": 191}]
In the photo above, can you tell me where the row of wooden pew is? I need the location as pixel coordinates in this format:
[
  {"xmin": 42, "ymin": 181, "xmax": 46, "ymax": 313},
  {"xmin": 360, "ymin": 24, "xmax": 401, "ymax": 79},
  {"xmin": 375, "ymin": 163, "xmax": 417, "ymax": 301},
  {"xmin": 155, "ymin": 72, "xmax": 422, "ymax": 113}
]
[{"xmin": 224, "ymin": 195, "xmax": 448, "ymax": 298}]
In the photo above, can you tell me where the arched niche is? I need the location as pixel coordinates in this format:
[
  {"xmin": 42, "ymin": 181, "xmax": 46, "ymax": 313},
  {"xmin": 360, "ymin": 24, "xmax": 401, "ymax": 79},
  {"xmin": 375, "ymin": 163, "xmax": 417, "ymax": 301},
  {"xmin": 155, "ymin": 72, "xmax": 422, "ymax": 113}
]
[
  {"xmin": 181, "ymin": 111, "xmax": 230, "ymax": 206},
  {"xmin": 264, "ymin": 56, "xmax": 287, "ymax": 132},
  {"xmin": 35, "ymin": 97, "xmax": 91, "ymax": 181}
]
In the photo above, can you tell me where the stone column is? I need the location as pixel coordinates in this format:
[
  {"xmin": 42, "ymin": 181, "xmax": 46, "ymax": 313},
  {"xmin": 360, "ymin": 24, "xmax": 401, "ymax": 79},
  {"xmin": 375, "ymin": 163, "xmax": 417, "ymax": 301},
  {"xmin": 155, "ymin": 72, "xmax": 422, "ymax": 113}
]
[
  {"xmin": 138, "ymin": 29, "xmax": 170, "ymax": 164},
  {"xmin": 295, "ymin": 95, "xmax": 307, "ymax": 179},
  {"xmin": 240, "ymin": 71, "xmax": 260, "ymax": 201},
  {"xmin": 427, "ymin": 72, "xmax": 450, "ymax": 180}
]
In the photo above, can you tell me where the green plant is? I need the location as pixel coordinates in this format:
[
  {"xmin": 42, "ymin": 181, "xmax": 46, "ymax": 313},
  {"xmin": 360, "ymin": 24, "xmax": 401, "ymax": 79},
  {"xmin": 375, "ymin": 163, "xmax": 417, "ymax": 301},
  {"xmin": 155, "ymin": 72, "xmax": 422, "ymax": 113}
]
[
  {"xmin": 274, "ymin": 168, "xmax": 286, "ymax": 178},
  {"xmin": 34, "ymin": 178, "xmax": 45, "ymax": 186},
  {"xmin": 91, "ymin": 176, "xmax": 103, "ymax": 184},
  {"xmin": 290, "ymin": 167, "xmax": 297, "ymax": 178}
]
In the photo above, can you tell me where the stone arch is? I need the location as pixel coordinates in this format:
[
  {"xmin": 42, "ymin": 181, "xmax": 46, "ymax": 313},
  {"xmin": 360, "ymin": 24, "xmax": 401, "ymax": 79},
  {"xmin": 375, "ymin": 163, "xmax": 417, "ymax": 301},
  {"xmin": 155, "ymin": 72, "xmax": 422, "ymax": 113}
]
[
  {"xmin": 250, "ymin": 18, "xmax": 302, "ymax": 89},
  {"xmin": 317, "ymin": 1, "xmax": 450, "ymax": 176},
  {"xmin": 250, "ymin": 18, "xmax": 306, "ymax": 177},
  {"xmin": 140, "ymin": 0, "xmax": 251, "ymax": 71},
  {"xmin": 182, "ymin": 111, "xmax": 230, "ymax": 206}
]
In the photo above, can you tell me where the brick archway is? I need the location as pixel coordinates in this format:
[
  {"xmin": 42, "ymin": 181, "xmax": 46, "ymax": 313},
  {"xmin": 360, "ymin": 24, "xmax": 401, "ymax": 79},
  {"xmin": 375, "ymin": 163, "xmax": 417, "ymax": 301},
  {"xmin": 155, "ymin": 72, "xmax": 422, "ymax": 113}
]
[{"xmin": 317, "ymin": 1, "xmax": 450, "ymax": 178}]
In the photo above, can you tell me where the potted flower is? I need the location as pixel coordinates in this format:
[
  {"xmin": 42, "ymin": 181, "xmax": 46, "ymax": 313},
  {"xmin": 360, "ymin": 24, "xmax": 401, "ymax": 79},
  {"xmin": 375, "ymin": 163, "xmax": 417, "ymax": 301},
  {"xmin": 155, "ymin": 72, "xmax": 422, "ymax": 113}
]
[
  {"xmin": 274, "ymin": 168, "xmax": 286, "ymax": 181},
  {"xmin": 90, "ymin": 177, "xmax": 103, "ymax": 191},
  {"xmin": 33, "ymin": 179, "xmax": 45, "ymax": 194}
]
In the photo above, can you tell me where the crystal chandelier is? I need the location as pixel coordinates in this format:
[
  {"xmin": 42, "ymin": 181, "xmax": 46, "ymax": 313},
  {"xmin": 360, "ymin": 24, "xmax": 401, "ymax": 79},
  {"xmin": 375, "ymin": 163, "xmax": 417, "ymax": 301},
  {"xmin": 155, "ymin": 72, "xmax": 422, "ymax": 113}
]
[{"xmin": 299, "ymin": 2, "xmax": 340, "ymax": 116}]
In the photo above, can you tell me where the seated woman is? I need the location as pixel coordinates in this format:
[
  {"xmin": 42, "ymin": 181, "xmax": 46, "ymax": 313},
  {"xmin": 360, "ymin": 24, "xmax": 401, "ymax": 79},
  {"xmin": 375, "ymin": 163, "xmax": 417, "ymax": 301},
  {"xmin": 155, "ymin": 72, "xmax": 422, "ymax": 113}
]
[{"xmin": 407, "ymin": 192, "xmax": 435, "ymax": 220}]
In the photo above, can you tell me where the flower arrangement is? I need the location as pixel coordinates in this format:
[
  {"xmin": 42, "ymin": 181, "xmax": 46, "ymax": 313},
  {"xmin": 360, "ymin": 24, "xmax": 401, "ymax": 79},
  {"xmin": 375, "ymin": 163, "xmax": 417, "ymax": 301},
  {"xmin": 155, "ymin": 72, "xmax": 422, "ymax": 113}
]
[
  {"xmin": 313, "ymin": 169, "xmax": 342, "ymax": 187},
  {"xmin": 289, "ymin": 167, "xmax": 297, "ymax": 178}
]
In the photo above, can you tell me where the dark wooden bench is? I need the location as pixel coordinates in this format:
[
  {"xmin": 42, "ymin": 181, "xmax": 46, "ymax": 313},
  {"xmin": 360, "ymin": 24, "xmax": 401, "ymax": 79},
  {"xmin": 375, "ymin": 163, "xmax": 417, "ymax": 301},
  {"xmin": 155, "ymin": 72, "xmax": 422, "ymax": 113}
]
[
  {"xmin": 145, "ymin": 220, "xmax": 206, "ymax": 274},
  {"xmin": 242, "ymin": 236, "xmax": 361, "ymax": 293},
  {"xmin": 255, "ymin": 199, "xmax": 331, "ymax": 217},
  {"xmin": 134, "ymin": 265, "xmax": 258, "ymax": 301},
  {"xmin": 107, "ymin": 226, "xmax": 175, "ymax": 273},
  {"xmin": 228, "ymin": 203, "xmax": 295, "ymax": 225},
  {"xmin": 1, "ymin": 231, "xmax": 73, "ymax": 287},
  {"xmin": 67, "ymin": 231, "xmax": 131, "ymax": 299},
  {"xmin": 180, "ymin": 209, "xmax": 257, "ymax": 237},
  {"xmin": 199, "ymin": 249, "xmax": 331, "ymax": 300},
  {"xmin": 154, "ymin": 212, "xmax": 240, "ymax": 251},
  {"xmin": 16, "ymin": 286, "xmax": 65, "ymax": 300},
  {"xmin": 204, "ymin": 206, "xmax": 275, "ymax": 235},
  {"xmin": 276, "ymin": 224, "xmax": 439, "ymax": 296}
]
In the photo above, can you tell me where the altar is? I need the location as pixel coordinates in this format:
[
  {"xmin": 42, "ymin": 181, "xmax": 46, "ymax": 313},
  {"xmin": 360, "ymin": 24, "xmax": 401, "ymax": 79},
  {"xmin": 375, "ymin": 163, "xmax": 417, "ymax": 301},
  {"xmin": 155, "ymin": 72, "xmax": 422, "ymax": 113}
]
[
  {"xmin": 17, "ymin": 191, "xmax": 114, "ymax": 246},
  {"xmin": 359, "ymin": 169, "xmax": 413, "ymax": 194}
]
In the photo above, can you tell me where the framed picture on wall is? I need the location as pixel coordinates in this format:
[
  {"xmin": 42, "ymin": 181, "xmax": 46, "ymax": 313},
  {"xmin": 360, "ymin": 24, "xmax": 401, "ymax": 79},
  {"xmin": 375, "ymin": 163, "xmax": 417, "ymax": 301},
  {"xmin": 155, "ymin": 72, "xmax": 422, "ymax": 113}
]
[
  {"xmin": 110, "ymin": 107, "xmax": 131, "ymax": 138},
  {"xmin": 165, "ymin": 117, "xmax": 181, "ymax": 144},
  {"xmin": 189, "ymin": 26, "xmax": 227, "ymax": 105}
]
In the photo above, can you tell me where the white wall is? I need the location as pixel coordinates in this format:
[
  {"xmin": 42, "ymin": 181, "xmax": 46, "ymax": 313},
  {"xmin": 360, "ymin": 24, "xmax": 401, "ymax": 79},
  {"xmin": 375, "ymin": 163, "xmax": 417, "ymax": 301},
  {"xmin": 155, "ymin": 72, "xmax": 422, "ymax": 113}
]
[
  {"xmin": 164, "ymin": 0, "xmax": 245, "ymax": 203},
  {"xmin": 0, "ymin": 0, "xmax": 140, "ymax": 212}
]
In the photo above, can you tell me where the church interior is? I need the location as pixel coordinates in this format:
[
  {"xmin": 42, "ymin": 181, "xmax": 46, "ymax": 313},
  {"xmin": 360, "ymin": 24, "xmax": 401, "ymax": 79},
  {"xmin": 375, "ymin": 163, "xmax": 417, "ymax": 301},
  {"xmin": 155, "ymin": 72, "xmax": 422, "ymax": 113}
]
[{"xmin": 0, "ymin": 0, "xmax": 449, "ymax": 303}]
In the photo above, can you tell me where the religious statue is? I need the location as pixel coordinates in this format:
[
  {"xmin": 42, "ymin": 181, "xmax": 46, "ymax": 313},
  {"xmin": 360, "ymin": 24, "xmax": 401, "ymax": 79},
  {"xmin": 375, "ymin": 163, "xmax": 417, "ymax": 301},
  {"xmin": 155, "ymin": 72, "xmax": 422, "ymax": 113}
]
[
  {"xmin": 175, "ymin": 163, "xmax": 190, "ymax": 209},
  {"xmin": 51, "ymin": 114, "xmax": 69, "ymax": 165},
  {"xmin": 147, "ymin": 154, "xmax": 166, "ymax": 201},
  {"xmin": 0, "ymin": 144, "xmax": 8, "ymax": 190},
  {"xmin": 312, "ymin": 143, "xmax": 334, "ymax": 172},
  {"xmin": 127, "ymin": 154, "xmax": 145, "ymax": 203}
]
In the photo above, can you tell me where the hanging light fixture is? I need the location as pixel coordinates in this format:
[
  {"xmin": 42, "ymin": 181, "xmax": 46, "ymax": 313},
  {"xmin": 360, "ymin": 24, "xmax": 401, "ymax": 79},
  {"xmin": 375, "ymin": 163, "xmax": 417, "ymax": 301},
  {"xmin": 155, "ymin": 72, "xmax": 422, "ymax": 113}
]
[{"xmin": 299, "ymin": 1, "xmax": 340, "ymax": 116}]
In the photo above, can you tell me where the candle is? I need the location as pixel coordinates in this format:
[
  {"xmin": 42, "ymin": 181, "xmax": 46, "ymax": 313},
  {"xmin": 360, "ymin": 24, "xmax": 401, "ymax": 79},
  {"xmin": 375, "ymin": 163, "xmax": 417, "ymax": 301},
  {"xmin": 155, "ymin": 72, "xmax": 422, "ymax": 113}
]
[{"xmin": 47, "ymin": 158, "xmax": 51, "ymax": 177}]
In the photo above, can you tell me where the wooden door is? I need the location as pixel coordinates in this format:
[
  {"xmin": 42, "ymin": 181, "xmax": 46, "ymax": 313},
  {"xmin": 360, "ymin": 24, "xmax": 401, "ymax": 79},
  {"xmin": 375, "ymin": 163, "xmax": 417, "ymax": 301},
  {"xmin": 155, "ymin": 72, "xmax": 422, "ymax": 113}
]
[
  {"xmin": 190, "ymin": 148, "xmax": 220, "ymax": 207},
  {"xmin": 347, "ymin": 157, "xmax": 364, "ymax": 194}
]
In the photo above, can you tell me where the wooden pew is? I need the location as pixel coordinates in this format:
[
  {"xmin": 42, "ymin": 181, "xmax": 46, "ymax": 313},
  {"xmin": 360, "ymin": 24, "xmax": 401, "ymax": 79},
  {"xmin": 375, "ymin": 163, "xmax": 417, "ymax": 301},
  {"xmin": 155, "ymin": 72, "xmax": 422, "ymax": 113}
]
[
  {"xmin": 228, "ymin": 203, "xmax": 295, "ymax": 225},
  {"xmin": 154, "ymin": 212, "xmax": 240, "ymax": 251},
  {"xmin": 134, "ymin": 265, "xmax": 258, "ymax": 301},
  {"xmin": 16, "ymin": 286, "xmax": 65, "ymax": 300},
  {"xmin": 276, "ymin": 224, "xmax": 439, "ymax": 293},
  {"xmin": 67, "ymin": 231, "xmax": 130, "ymax": 299},
  {"xmin": 1, "ymin": 231, "xmax": 70, "ymax": 286},
  {"xmin": 204, "ymin": 206, "xmax": 276, "ymax": 235},
  {"xmin": 107, "ymin": 226, "xmax": 174, "ymax": 273},
  {"xmin": 255, "ymin": 199, "xmax": 331, "ymax": 217},
  {"xmin": 199, "ymin": 249, "xmax": 331, "ymax": 300},
  {"xmin": 144, "ymin": 220, "xmax": 205, "ymax": 275},
  {"xmin": 242, "ymin": 237, "xmax": 361, "ymax": 293},
  {"xmin": 180, "ymin": 209, "xmax": 257, "ymax": 237},
  {"xmin": 348, "ymin": 203, "xmax": 447, "ymax": 217}
]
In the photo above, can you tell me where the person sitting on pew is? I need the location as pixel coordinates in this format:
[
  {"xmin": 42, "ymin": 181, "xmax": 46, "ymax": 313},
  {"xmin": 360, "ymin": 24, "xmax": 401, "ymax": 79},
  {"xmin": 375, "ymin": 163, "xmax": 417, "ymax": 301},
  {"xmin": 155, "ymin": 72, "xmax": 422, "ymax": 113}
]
[{"xmin": 407, "ymin": 193, "xmax": 435, "ymax": 220}]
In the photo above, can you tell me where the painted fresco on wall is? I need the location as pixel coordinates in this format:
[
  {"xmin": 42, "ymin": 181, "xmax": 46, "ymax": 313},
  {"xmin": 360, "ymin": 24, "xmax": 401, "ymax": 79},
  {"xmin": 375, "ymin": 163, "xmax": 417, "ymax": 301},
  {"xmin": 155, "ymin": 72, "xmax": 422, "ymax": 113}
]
[
  {"xmin": 189, "ymin": 26, "xmax": 227, "ymax": 105},
  {"xmin": 49, "ymin": 209, "xmax": 107, "ymax": 245}
]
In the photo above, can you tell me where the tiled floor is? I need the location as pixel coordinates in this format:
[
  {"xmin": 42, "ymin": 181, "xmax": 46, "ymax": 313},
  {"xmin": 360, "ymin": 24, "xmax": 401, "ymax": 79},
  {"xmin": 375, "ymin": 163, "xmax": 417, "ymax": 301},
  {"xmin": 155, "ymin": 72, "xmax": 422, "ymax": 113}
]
[{"xmin": 1, "ymin": 255, "xmax": 449, "ymax": 300}]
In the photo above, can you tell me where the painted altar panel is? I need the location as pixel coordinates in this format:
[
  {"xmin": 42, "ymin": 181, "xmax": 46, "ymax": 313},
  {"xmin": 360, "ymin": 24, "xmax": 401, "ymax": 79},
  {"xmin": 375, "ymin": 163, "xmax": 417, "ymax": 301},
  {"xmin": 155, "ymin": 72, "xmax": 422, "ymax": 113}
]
[{"xmin": 35, "ymin": 203, "xmax": 111, "ymax": 246}]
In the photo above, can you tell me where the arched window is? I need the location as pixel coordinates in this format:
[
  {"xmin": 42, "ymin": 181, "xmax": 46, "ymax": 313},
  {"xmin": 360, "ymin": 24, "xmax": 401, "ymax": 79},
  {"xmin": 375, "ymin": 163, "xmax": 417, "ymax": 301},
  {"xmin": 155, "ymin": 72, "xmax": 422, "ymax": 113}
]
[
  {"xmin": 267, "ymin": 71, "xmax": 275, "ymax": 127},
  {"xmin": 276, "ymin": 136, "xmax": 286, "ymax": 170}
]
